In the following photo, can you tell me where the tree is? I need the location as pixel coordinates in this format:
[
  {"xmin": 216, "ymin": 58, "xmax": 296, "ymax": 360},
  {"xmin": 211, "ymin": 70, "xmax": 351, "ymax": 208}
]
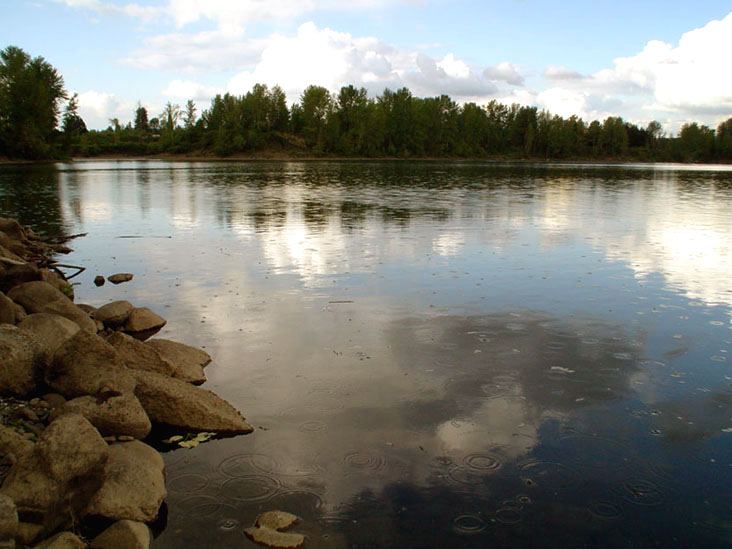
[
  {"xmin": 61, "ymin": 93, "xmax": 87, "ymax": 136},
  {"xmin": 300, "ymin": 85, "xmax": 331, "ymax": 150},
  {"xmin": 715, "ymin": 118, "xmax": 732, "ymax": 160},
  {"xmin": 0, "ymin": 45, "xmax": 67, "ymax": 158},
  {"xmin": 134, "ymin": 103, "xmax": 149, "ymax": 133},
  {"xmin": 183, "ymin": 99, "xmax": 197, "ymax": 130},
  {"xmin": 160, "ymin": 102, "xmax": 181, "ymax": 133}
]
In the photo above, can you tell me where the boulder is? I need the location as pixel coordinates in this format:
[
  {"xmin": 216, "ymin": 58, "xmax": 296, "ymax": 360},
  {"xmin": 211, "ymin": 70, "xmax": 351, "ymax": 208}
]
[
  {"xmin": 93, "ymin": 276, "xmax": 105, "ymax": 287},
  {"xmin": 108, "ymin": 273, "xmax": 133, "ymax": 285},
  {"xmin": 0, "ymin": 425, "xmax": 34, "ymax": 462},
  {"xmin": 0, "ymin": 263, "xmax": 40, "ymax": 294},
  {"xmin": 8, "ymin": 282, "xmax": 95, "ymax": 333},
  {"xmin": 105, "ymin": 332, "xmax": 175, "ymax": 377},
  {"xmin": 33, "ymin": 531, "xmax": 86, "ymax": 549},
  {"xmin": 0, "ymin": 292, "xmax": 15, "ymax": 325},
  {"xmin": 0, "ymin": 244, "xmax": 23, "ymax": 263},
  {"xmin": 51, "ymin": 393, "xmax": 151, "ymax": 440},
  {"xmin": 85, "ymin": 441, "xmax": 165, "ymax": 523},
  {"xmin": 76, "ymin": 304, "xmax": 96, "ymax": 315},
  {"xmin": 89, "ymin": 520, "xmax": 151, "ymax": 549},
  {"xmin": 0, "ymin": 219, "xmax": 27, "ymax": 242},
  {"xmin": 45, "ymin": 331, "xmax": 135, "ymax": 399},
  {"xmin": 145, "ymin": 339, "xmax": 210, "ymax": 385},
  {"xmin": 0, "ymin": 325, "xmax": 42, "ymax": 397},
  {"xmin": 132, "ymin": 370, "xmax": 252, "ymax": 434},
  {"xmin": 16, "ymin": 523, "xmax": 43, "ymax": 546},
  {"xmin": 0, "ymin": 494, "xmax": 17, "ymax": 549},
  {"xmin": 94, "ymin": 301, "xmax": 133, "ymax": 328},
  {"xmin": 18, "ymin": 314, "xmax": 80, "ymax": 365},
  {"xmin": 0, "ymin": 414, "xmax": 108, "ymax": 535},
  {"xmin": 123, "ymin": 308, "xmax": 166, "ymax": 341},
  {"xmin": 39, "ymin": 270, "xmax": 73, "ymax": 300}
]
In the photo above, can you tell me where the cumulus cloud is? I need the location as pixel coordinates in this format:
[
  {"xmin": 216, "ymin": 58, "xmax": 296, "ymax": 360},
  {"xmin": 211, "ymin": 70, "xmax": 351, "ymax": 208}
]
[
  {"xmin": 483, "ymin": 62, "xmax": 524, "ymax": 86},
  {"xmin": 543, "ymin": 65, "xmax": 583, "ymax": 81},
  {"xmin": 52, "ymin": 0, "xmax": 163, "ymax": 23},
  {"xmin": 76, "ymin": 90, "xmax": 137, "ymax": 129},
  {"xmin": 162, "ymin": 80, "xmax": 224, "ymax": 102}
]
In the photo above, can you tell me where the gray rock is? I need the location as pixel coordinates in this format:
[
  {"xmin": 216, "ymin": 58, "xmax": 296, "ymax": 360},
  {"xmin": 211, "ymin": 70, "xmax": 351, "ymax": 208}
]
[
  {"xmin": 145, "ymin": 339, "xmax": 210, "ymax": 385},
  {"xmin": 94, "ymin": 301, "xmax": 133, "ymax": 328},
  {"xmin": 51, "ymin": 393, "xmax": 151, "ymax": 440},
  {"xmin": 85, "ymin": 441, "xmax": 165, "ymax": 523},
  {"xmin": 108, "ymin": 273, "xmax": 133, "ymax": 285},
  {"xmin": 123, "ymin": 308, "xmax": 166, "ymax": 341},
  {"xmin": 0, "ymin": 425, "xmax": 34, "ymax": 462},
  {"xmin": 0, "ymin": 292, "xmax": 15, "ymax": 325},
  {"xmin": 106, "ymin": 332, "xmax": 175, "ymax": 377},
  {"xmin": 8, "ymin": 282, "xmax": 96, "ymax": 333},
  {"xmin": 0, "ymin": 414, "xmax": 108, "ymax": 536},
  {"xmin": 0, "ymin": 325, "xmax": 42, "ymax": 397},
  {"xmin": 45, "ymin": 331, "xmax": 135, "ymax": 399},
  {"xmin": 33, "ymin": 531, "xmax": 86, "ymax": 549},
  {"xmin": 0, "ymin": 494, "xmax": 17, "ymax": 548},
  {"xmin": 18, "ymin": 314, "xmax": 80, "ymax": 365},
  {"xmin": 132, "ymin": 370, "xmax": 253, "ymax": 434},
  {"xmin": 89, "ymin": 520, "xmax": 151, "ymax": 549}
]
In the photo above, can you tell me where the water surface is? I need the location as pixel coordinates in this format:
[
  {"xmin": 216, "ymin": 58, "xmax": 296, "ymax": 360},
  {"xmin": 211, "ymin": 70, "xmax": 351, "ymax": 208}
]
[{"xmin": 1, "ymin": 161, "xmax": 731, "ymax": 547}]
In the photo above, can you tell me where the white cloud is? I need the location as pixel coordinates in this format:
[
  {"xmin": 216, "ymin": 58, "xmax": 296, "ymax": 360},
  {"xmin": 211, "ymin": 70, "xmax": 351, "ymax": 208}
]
[
  {"xmin": 543, "ymin": 65, "xmax": 583, "ymax": 81},
  {"xmin": 77, "ymin": 91, "xmax": 142, "ymax": 130},
  {"xmin": 53, "ymin": 0, "xmax": 163, "ymax": 23},
  {"xmin": 483, "ymin": 62, "xmax": 524, "ymax": 86},
  {"xmin": 162, "ymin": 79, "xmax": 224, "ymax": 102}
]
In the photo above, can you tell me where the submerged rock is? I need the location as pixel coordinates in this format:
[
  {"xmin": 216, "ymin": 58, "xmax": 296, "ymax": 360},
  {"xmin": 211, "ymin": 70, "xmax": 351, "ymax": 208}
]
[
  {"xmin": 108, "ymin": 273, "xmax": 133, "ymax": 285},
  {"xmin": 123, "ymin": 308, "xmax": 166, "ymax": 341},
  {"xmin": 8, "ymin": 282, "xmax": 95, "ymax": 333},
  {"xmin": 0, "ymin": 324, "xmax": 43, "ymax": 397},
  {"xmin": 244, "ymin": 511, "xmax": 305, "ymax": 549},
  {"xmin": 131, "ymin": 370, "xmax": 252, "ymax": 434},
  {"xmin": 45, "ymin": 331, "xmax": 135, "ymax": 399},
  {"xmin": 85, "ymin": 441, "xmax": 165, "ymax": 523},
  {"xmin": 145, "ymin": 339, "xmax": 209, "ymax": 384}
]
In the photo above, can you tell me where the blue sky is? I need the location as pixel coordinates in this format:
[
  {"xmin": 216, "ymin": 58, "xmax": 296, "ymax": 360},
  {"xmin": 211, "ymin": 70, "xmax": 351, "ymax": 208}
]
[{"xmin": 4, "ymin": 1, "xmax": 732, "ymax": 131}]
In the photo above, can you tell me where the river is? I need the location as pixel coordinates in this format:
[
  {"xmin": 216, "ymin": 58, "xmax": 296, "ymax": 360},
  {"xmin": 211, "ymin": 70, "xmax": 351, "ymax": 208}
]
[{"xmin": 1, "ymin": 160, "xmax": 731, "ymax": 548}]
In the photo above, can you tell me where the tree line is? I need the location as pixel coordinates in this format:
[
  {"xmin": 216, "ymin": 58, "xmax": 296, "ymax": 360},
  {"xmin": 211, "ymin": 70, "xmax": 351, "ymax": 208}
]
[{"xmin": 2, "ymin": 46, "xmax": 732, "ymax": 162}]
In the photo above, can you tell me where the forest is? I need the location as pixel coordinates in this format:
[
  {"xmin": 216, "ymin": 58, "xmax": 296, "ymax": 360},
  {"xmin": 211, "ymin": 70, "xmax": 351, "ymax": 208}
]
[{"xmin": 2, "ymin": 45, "xmax": 732, "ymax": 162}]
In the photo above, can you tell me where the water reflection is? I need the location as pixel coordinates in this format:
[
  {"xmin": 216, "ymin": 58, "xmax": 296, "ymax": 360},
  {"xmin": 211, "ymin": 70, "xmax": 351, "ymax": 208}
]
[{"xmin": 1, "ymin": 161, "xmax": 731, "ymax": 547}]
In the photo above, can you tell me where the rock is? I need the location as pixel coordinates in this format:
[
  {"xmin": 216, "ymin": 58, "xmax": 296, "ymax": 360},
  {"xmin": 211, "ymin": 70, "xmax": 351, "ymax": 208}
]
[
  {"xmin": 0, "ymin": 292, "xmax": 15, "ymax": 325},
  {"xmin": 145, "ymin": 339, "xmax": 210, "ymax": 385},
  {"xmin": 0, "ymin": 263, "xmax": 39, "ymax": 294},
  {"xmin": 108, "ymin": 273, "xmax": 133, "ymax": 285},
  {"xmin": 18, "ymin": 314, "xmax": 80, "ymax": 365},
  {"xmin": 89, "ymin": 520, "xmax": 151, "ymax": 549},
  {"xmin": 123, "ymin": 308, "xmax": 166, "ymax": 341},
  {"xmin": 0, "ymin": 219, "xmax": 27, "ymax": 242},
  {"xmin": 38, "ymin": 270, "xmax": 73, "ymax": 300},
  {"xmin": 41, "ymin": 394, "xmax": 66, "ymax": 411},
  {"xmin": 76, "ymin": 304, "xmax": 96, "ymax": 315},
  {"xmin": 106, "ymin": 332, "xmax": 175, "ymax": 377},
  {"xmin": 85, "ymin": 441, "xmax": 165, "ymax": 523},
  {"xmin": 51, "ymin": 393, "xmax": 151, "ymax": 440},
  {"xmin": 0, "ymin": 494, "xmax": 17, "ymax": 548},
  {"xmin": 256, "ymin": 511, "xmax": 300, "ymax": 531},
  {"xmin": 33, "ymin": 531, "xmax": 86, "ymax": 549},
  {"xmin": 45, "ymin": 330, "xmax": 135, "ymax": 399},
  {"xmin": 0, "ymin": 414, "xmax": 108, "ymax": 535},
  {"xmin": 132, "ymin": 370, "xmax": 252, "ymax": 434},
  {"xmin": 7, "ymin": 282, "xmax": 96, "ymax": 333},
  {"xmin": 94, "ymin": 301, "xmax": 133, "ymax": 328},
  {"xmin": 244, "ymin": 513, "xmax": 306, "ymax": 549},
  {"xmin": 0, "ymin": 243, "xmax": 23, "ymax": 263},
  {"xmin": 15, "ymin": 522, "xmax": 43, "ymax": 546},
  {"xmin": 94, "ymin": 276, "xmax": 105, "ymax": 287},
  {"xmin": 0, "ymin": 325, "xmax": 42, "ymax": 397},
  {"xmin": 0, "ymin": 425, "xmax": 34, "ymax": 462}
]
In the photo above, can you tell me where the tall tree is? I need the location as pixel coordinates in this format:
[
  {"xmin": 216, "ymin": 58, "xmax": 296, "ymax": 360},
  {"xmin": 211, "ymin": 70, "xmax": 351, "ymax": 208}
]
[
  {"xmin": 134, "ymin": 103, "xmax": 149, "ymax": 133},
  {"xmin": 61, "ymin": 93, "xmax": 87, "ymax": 136},
  {"xmin": 300, "ymin": 85, "xmax": 331, "ymax": 150},
  {"xmin": 0, "ymin": 46, "xmax": 66, "ymax": 158},
  {"xmin": 183, "ymin": 99, "xmax": 197, "ymax": 130}
]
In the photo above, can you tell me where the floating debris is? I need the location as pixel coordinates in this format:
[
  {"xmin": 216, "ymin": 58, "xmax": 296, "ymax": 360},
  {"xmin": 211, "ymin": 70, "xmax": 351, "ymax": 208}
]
[
  {"xmin": 162, "ymin": 432, "xmax": 217, "ymax": 448},
  {"xmin": 244, "ymin": 511, "xmax": 306, "ymax": 549}
]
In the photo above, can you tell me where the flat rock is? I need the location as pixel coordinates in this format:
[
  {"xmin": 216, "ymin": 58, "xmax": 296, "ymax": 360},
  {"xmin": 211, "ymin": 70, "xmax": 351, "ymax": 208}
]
[
  {"xmin": 8, "ymin": 282, "xmax": 96, "ymax": 333},
  {"xmin": 94, "ymin": 301, "xmax": 133, "ymax": 328},
  {"xmin": 85, "ymin": 441, "xmax": 165, "ymax": 523},
  {"xmin": 243, "ymin": 527, "xmax": 306, "ymax": 549},
  {"xmin": 106, "ymin": 332, "xmax": 175, "ymax": 377},
  {"xmin": 145, "ymin": 339, "xmax": 210, "ymax": 384},
  {"xmin": 89, "ymin": 520, "xmax": 151, "ymax": 549},
  {"xmin": 33, "ymin": 531, "xmax": 86, "ymax": 549},
  {"xmin": 45, "ymin": 331, "xmax": 135, "ymax": 399},
  {"xmin": 18, "ymin": 314, "xmax": 80, "ymax": 365},
  {"xmin": 123, "ymin": 308, "xmax": 166, "ymax": 341},
  {"xmin": 108, "ymin": 273, "xmax": 133, "ymax": 285},
  {"xmin": 52, "ymin": 393, "xmax": 151, "ymax": 440},
  {"xmin": 0, "ymin": 324, "xmax": 42, "ymax": 397},
  {"xmin": 256, "ymin": 511, "xmax": 300, "ymax": 531},
  {"xmin": 132, "ymin": 370, "xmax": 252, "ymax": 434}
]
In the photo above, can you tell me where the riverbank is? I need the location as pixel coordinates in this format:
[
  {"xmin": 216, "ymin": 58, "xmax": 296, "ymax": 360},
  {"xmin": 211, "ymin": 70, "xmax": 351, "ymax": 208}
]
[{"xmin": 0, "ymin": 217, "xmax": 253, "ymax": 547}]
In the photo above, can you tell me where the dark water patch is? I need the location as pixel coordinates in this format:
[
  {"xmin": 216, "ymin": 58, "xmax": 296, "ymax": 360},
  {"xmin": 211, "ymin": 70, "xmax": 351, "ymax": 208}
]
[{"xmin": 221, "ymin": 475, "xmax": 280, "ymax": 501}]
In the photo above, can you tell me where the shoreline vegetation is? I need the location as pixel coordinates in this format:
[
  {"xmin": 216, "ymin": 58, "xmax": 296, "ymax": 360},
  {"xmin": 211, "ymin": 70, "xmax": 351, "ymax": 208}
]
[
  {"xmin": 0, "ymin": 217, "xmax": 253, "ymax": 547},
  {"xmin": 2, "ymin": 46, "xmax": 732, "ymax": 165}
]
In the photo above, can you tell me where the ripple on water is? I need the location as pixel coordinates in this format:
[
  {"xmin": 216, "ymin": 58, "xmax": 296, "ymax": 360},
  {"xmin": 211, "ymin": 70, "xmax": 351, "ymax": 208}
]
[
  {"xmin": 462, "ymin": 453, "xmax": 502, "ymax": 472},
  {"xmin": 558, "ymin": 435, "xmax": 632, "ymax": 472},
  {"xmin": 221, "ymin": 475, "xmax": 280, "ymax": 501},
  {"xmin": 589, "ymin": 500, "xmax": 625, "ymax": 520},
  {"xmin": 299, "ymin": 420, "xmax": 327, "ymax": 433},
  {"xmin": 452, "ymin": 513, "xmax": 487, "ymax": 535},
  {"xmin": 216, "ymin": 517, "xmax": 241, "ymax": 531},
  {"xmin": 344, "ymin": 451, "xmax": 387, "ymax": 473},
  {"xmin": 517, "ymin": 460, "xmax": 578, "ymax": 491},
  {"xmin": 495, "ymin": 508, "xmax": 522, "ymax": 524},
  {"xmin": 614, "ymin": 478, "xmax": 667, "ymax": 506},
  {"xmin": 221, "ymin": 452, "xmax": 322, "ymax": 478},
  {"xmin": 265, "ymin": 490, "xmax": 325, "ymax": 518},
  {"xmin": 167, "ymin": 474, "xmax": 209, "ymax": 494},
  {"xmin": 179, "ymin": 496, "xmax": 231, "ymax": 518}
]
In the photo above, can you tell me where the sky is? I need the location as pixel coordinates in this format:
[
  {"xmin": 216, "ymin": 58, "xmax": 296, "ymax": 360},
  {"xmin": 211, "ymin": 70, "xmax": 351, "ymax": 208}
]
[{"xmin": 4, "ymin": 0, "xmax": 732, "ymax": 132}]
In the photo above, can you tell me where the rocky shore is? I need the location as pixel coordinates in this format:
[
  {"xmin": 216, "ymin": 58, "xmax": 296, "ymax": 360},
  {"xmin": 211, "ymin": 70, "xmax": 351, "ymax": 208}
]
[{"xmin": 0, "ymin": 218, "xmax": 253, "ymax": 548}]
